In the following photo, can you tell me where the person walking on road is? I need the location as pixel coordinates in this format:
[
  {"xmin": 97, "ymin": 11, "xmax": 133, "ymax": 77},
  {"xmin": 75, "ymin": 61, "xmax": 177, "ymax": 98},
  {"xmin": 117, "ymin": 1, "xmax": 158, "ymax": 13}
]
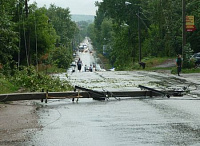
[
  {"xmin": 176, "ymin": 54, "xmax": 183, "ymax": 76},
  {"xmin": 77, "ymin": 58, "xmax": 82, "ymax": 72}
]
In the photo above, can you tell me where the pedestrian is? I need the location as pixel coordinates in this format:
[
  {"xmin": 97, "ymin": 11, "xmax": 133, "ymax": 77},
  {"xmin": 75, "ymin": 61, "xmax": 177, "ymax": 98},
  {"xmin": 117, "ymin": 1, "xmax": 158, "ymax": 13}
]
[
  {"xmin": 176, "ymin": 54, "xmax": 183, "ymax": 76},
  {"xmin": 89, "ymin": 64, "xmax": 93, "ymax": 72},
  {"xmin": 93, "ymin": 63, "xmax": 96, "ymax": 71},
  {"xmin": 77, "ymin": 58, "xmax": 82, "ymax": 72}
]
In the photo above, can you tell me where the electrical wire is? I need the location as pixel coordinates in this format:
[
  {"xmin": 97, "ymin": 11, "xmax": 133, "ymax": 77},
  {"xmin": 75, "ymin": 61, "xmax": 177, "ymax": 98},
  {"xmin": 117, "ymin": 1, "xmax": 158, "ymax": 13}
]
[
  {"xmin": 40, "ymin": 108, "xmax": 62, "ymax": 129},
  {"xmin": 0, "ymin": 94, "xmax": 9, "ymax": 102}
]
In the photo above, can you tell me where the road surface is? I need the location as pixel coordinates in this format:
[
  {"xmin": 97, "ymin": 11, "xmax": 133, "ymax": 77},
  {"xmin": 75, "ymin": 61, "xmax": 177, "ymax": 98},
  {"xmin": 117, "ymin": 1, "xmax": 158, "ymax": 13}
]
[{"xmin": 22, "ymin": 38, "xmax": 200, "ymax": 146}]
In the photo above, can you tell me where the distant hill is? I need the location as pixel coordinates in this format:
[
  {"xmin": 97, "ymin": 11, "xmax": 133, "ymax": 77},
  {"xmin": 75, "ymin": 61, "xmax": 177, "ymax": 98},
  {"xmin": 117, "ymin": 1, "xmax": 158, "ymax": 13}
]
[{"xmin": 71, "ymin": 14, "xmax": 94, "ymax": 23}]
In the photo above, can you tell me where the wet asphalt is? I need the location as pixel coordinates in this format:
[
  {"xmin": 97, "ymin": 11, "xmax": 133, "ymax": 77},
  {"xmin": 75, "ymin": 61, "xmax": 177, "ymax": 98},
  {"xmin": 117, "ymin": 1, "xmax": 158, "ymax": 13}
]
[
  {"xmin": 22, "ymin": 38, "xmax": 200, "ymax": 146},
  {"xmin": 23, "ymin": 96, "xmax": 200, "ymax": 146}
]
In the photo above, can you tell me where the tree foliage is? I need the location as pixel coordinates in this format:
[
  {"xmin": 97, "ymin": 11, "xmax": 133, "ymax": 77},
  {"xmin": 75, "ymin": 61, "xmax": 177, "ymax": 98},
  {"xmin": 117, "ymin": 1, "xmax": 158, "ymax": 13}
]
[
  {"xmin": 88, "ymin": 0, "xmax": 200, "ymax": 70},
  {"xmin": 46, "ymin": 4, "xmax": 79, "ymax": 46},
  {"xmin": 49, "ymin": 46, "xmax": 73, "ymax": 69},
  {"xmin": 0, "ymin": 1, "xmax": 79, "ymax": 75},
  {"xmin": 11, "ymin": 66, "xmax": 72, "ymax": 92},
  {"xmin": 0, "ymin": 0, "xmax": 19, "ymax": 73}
]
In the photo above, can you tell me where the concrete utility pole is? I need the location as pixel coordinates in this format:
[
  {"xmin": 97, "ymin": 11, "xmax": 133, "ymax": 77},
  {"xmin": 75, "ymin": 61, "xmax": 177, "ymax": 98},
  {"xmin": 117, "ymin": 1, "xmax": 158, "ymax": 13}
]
[
  {"xmin": 125, "ymin": 2, "xmax": 142, "ymax": 62},
  {"xmin": 138, "ymin": 8, "xmax": 141, "ymax": 62},
  {"xmin": 182, "ymin": 0, "xmax": 186, "ymax": 57},
  {"xmin": 25, "ymin": 0, "xmax": 28, "ymax": 18}
]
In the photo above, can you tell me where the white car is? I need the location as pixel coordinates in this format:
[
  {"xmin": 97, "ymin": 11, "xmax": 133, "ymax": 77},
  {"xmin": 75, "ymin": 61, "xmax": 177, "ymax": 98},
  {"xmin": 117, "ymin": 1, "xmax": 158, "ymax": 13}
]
[
  {"xmin": 108, "ymin": 67, "xmax": 115, "ymax": 71},
  {"xmin": 70, "ymin": 62, "xmax": 76, "ymax": 66},
  {"xmin": 191, "ymin": 53, "xmax": 200, "ymax": 61}
]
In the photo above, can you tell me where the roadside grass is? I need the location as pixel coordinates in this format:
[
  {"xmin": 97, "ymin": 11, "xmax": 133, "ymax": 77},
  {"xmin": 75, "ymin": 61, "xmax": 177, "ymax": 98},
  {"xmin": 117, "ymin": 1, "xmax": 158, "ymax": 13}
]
[
  {"xmin": 131, "ymin": 57, "xmax": 175, "ymax": 70},
  {"xmin": 11, "ymin": 66, "xmax": 73, "ymax": 92},
  {"xmin": 0, "ymin": 78, "xmax": 18, "ymax": 94},
  {"xmin": 146, "ymin": 67, "xmax": 174, "ymax": 71},
  {"xmin": 142, "ymin": 57, "xmax": 175, "ymax": 68},
  {"xmin": 171, "ymin": 67, "xmax": 200, "ymax": 74},
  {"xmin": 131, "ymin": 57, "xmax": 200, "ymax": 74},
  {"xmin": 0, "ymin": 65, "xmax": 73, "ymax": 95}
]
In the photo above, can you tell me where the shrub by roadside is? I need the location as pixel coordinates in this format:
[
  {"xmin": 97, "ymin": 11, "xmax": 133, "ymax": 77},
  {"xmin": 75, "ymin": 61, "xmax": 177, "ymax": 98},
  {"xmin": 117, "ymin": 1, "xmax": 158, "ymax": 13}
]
[
  {"xmin": 0, "ymin": 75, "xmax": 18, "ymax": 94},
  {"xmin": 10, "ymin": 66, "xmax": 73, "ymax": 92}
]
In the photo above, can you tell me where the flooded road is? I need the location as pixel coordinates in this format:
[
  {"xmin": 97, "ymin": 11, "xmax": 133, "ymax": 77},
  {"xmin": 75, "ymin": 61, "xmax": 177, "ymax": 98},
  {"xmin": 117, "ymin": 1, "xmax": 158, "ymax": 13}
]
[{"xmin": 23, "ymin": 38, "xmax": 200, "ymax": 145}]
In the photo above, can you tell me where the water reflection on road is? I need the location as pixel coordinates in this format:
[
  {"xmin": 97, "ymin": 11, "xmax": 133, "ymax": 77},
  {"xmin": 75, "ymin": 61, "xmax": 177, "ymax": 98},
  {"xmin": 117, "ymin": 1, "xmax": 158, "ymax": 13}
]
[{"xmin": 24, "ymin": 97, "xmax": 200, "ymax": 146}]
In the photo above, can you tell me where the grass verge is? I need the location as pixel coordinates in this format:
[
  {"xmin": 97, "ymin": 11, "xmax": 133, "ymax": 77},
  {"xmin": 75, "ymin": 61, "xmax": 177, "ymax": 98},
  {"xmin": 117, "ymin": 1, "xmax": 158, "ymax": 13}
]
[
  {"xmin": 0, "ymin": 78, "xmax": 18, "ymax": 94},
  {"xmin": 131, "ymin": 57, "xmax": 175, "ymax": 70},
  {"xmin": 132, "ymin": 57, "xmax": 200, "ymax": 74},
  {"xmin": 171, "ymin": 67, "xmax": 200, "ymax": 74}
]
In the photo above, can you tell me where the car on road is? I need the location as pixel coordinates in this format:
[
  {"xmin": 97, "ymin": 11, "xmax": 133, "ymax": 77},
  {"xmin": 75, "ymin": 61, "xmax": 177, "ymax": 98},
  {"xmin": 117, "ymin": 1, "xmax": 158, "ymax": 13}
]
[
  {"xmin": 108, "ymin": 67, "xmax": 115, "ymax": 71},
  {"xmin": 79, "ymin": 45, "xmax": 84, "ymax": 52}
]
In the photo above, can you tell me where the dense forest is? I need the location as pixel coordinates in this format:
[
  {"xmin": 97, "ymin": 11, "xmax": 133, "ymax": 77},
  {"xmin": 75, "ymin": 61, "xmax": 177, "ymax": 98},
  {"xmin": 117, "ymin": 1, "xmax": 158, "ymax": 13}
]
[
  {"xmin": 88, "ymin": 0, "xmax": 200, "ymax": 70},
  {"xmin": 0, "ymin": 0, "xmax": 79, "ymax": 75}
]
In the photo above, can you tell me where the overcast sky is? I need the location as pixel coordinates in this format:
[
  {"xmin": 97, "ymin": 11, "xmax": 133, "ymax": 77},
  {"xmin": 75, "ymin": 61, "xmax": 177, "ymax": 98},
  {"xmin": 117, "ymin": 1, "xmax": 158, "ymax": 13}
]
[{"xmin": 29, "ymin": 0, "xmax": 102, "ymax": 15}]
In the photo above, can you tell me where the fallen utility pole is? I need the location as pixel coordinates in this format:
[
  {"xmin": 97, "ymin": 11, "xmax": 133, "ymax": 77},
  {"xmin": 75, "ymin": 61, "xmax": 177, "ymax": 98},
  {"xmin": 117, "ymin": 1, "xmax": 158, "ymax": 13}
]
[
  {"xmin": 139, "ymin": 85, "xmax": 170, "ymax": 98},
  {"xmin": 0, "ymin": 90, "xmax": 159, "ymax": 103},
  {"xmin": 74, "ymin": 85, "xmax": 108, "ymax": 101},
  {"xmin": 0, "ymin": 85, "xmax": 186, "ymax": 103}
]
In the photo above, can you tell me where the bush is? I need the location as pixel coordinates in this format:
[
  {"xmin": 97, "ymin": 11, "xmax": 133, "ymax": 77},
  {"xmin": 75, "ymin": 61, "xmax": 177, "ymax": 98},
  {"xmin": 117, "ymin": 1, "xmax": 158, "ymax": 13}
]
[
  {"xmin": 0, "ymin": 77, "xmax": 18, "ymax": 94},
  {"xmin": 11, "ymin": 66, "xmax": 73, "ymax": 92},
  {"xmin": 182, "ymin": 59, "xmax": 195, "ymax": 69},
  {"xmin": 182, "ymin": 43, "xmax": 195, "ymax": 69},
  {"xmin": 49, "ymin": 46, "xmax": 73, "ymax": 69}
]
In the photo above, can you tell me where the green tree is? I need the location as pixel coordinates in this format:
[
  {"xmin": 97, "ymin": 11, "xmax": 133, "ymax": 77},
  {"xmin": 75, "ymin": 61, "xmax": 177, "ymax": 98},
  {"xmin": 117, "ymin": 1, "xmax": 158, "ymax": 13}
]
[
  {"xmin": 187, "ymin": 0, "xmax": 200, "ymax": 53},
  {"xmin": 77, "ymin": 21, "xmax": 90, "ymax": 42},
  {"xmin": 15, "ymin": 4, "xmax": 58, "ymax": 66},
  {"xmin": 90, "ymin": 0, "xmax": 200, "ymax": 70},
  {"xmin": 0, "ymin": 0, "xmax": 19, "ymax": 73},
  {"xmin": 27, "ymin": 7, "xmax": 57, "ymax": 65},
  {"xmin": 49, "ymin": 46, "xmax": 72, "ymax": 69},
  {"xmin": 46, "ymin": 4, "xmax": 78, "ymax": 47}
]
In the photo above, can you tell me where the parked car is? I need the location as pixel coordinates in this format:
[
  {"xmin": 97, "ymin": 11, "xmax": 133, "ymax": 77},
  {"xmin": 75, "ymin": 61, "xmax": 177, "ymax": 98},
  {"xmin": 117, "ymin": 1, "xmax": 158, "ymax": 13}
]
[
  {"xmin": 190, "ymin": 52, "xmax": 200, "ymax": 61},
  {"xmin": 190, "ymin": 53, "xmax": 200, "ymax": 68}
]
